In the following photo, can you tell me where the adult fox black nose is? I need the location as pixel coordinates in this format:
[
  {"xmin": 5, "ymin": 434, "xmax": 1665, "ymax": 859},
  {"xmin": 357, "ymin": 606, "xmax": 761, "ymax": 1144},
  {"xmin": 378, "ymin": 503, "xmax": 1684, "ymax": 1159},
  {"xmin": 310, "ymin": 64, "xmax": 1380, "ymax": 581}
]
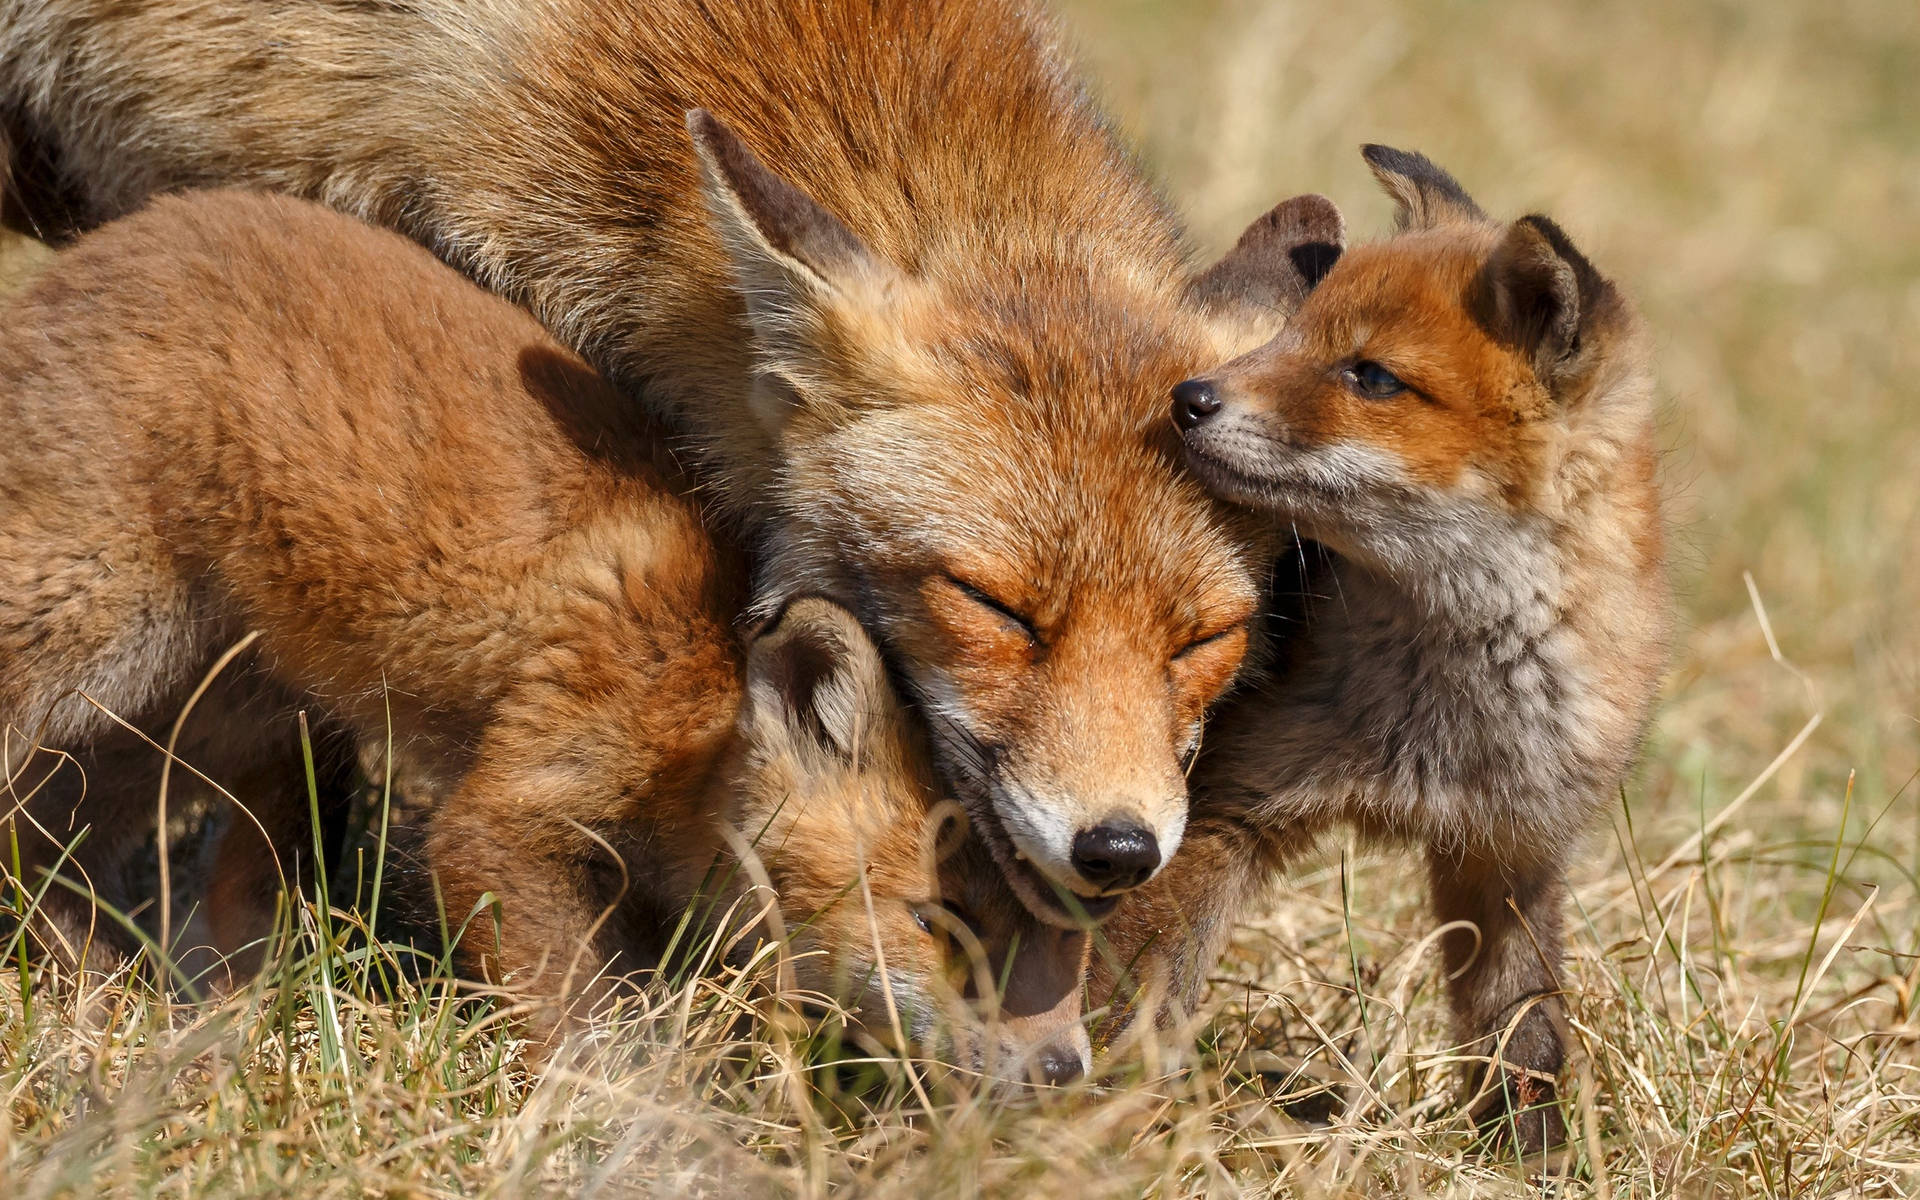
[
  {"xmin": 1070, "ymin": 823, "xmax": 1160, "ymax": 892},
  {"xmin": 1171, "ymin": 378, "xmax": 1221, "ymax": 430}
]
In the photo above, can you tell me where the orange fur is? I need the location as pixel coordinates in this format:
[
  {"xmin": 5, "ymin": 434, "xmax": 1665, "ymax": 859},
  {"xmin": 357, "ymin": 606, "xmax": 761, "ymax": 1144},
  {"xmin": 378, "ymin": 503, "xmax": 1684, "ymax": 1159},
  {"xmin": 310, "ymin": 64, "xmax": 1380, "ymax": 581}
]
[
  {"xmin": 0, "ymin": 191, "xmax": 1087, "ymax": 1082},
  {"xmin": 0, "ymin": 0, "xmax": 1319, "ymax": 915},
  {"xmin": 1113, "ymin": 150, "xmax": 1671, "ymax": 1151}
]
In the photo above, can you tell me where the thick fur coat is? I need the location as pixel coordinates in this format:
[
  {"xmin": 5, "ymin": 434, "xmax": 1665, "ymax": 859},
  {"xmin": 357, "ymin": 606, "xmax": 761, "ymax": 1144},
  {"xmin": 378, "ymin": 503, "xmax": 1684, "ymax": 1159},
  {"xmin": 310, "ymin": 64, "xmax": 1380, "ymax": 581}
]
[
  {"xmin": 0, "ymin": 0, "xmax": 1317, "ymax": 913},
  {"xmin": 1096, "ymin": 151, "xmax": 1670, "ymax": 1149},
  {"xmin": 0, "ymin": 191, "xmax": 1089, "ymax": 1082}
]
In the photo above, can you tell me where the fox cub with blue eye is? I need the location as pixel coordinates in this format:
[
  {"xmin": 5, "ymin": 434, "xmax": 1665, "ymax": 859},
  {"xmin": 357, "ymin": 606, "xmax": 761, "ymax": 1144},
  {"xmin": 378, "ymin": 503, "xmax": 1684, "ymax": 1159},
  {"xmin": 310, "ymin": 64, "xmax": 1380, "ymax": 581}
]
[{"xmin": 1101, "ymin": 146, "xmax": 1670, "ymax": 1151}]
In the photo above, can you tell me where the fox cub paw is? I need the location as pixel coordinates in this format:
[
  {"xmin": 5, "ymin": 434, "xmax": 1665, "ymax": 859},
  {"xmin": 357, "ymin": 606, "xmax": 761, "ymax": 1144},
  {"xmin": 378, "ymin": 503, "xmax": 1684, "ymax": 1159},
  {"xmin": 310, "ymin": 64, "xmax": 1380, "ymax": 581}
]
[{"xmin": 1471, "ymin": 1068, "xmax": 1570, "ymax": 1160}]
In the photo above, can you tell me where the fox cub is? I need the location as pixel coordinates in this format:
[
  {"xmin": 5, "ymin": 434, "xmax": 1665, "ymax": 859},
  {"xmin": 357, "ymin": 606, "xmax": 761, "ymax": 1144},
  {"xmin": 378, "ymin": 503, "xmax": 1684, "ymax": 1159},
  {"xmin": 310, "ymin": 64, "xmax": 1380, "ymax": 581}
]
[
  {"xmin": 1104, "ymin": 147, "xmax": 1669, "ymax": 1146},
  {"xmin": 0, "ymin": 191, "xmax": 1088, "ymax": 1083}
]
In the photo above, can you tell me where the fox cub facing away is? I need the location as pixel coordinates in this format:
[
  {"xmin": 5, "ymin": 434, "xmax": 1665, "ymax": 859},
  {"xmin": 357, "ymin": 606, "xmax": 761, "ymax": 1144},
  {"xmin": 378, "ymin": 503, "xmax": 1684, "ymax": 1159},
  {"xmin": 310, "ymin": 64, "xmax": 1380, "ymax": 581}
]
[
  {"xmin": 0, "ymin": 191, "xmax": 1089, "ymax": 1084},
  {"xmin": 1104, "ymin": 147, "xmax": 1669, "ymax": 1147}
]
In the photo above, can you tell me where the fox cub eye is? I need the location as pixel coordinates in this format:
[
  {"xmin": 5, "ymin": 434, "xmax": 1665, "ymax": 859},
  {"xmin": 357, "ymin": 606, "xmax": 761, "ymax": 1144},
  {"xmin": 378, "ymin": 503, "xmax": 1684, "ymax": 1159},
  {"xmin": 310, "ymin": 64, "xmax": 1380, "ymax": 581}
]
[
  {"xmin": 909, "ymin": 901, "xmax": 975, "ymax": 937},
  {"xmin": 1342, "ymin": 361, "xmax": 1407, "ymax": 400},
  {"xmin": 947, "ymin": 576, "xmax": 1038, "ymax": 642}
]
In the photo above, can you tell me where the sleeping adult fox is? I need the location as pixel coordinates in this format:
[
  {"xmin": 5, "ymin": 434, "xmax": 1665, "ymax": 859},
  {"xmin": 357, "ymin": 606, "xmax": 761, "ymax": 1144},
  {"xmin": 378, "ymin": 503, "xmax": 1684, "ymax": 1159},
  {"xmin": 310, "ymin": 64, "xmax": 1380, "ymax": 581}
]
[
  {"xmin": 1099, "ymin": 148, "xmax": 1669, "ymax": 1148},
  {"xmin": 0, "ymin": 0, "xmax": 1326, "ymax": 916},
  {"xmin": 0, "ymin": 190, "xmax": 1089, "ymax": 1084}
]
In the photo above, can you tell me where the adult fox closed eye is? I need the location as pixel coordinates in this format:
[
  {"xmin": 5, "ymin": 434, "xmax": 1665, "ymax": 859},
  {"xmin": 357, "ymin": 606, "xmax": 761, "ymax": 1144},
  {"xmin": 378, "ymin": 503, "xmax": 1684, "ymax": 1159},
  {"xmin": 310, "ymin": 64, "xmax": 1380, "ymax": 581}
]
[
  {"xmin": 0, "ymin": 190, "xmax": 1090, "ymax": 1084},
  {"xmin": 1099, "ymin": 148, "xmax": 1669, "ymax": 1149},
  {"xmin": 0, "ymin": 0, "xmax": 1331, "ymax": 917}
]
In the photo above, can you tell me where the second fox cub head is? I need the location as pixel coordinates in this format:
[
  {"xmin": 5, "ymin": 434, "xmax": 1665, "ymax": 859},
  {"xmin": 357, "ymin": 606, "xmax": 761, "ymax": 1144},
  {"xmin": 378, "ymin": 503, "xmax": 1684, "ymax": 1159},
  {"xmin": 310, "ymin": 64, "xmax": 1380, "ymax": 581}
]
[
  {"xmin": 1174, "ymin": 145, "xmax": 1653, "ymax": 579},
  {"xmin": 686, "ymin": 111, "xmax": 1322, "ymax": 919},
  {"xmin": 731, "ymin": 599, "xmax": 1090, "ymax": 1088}
]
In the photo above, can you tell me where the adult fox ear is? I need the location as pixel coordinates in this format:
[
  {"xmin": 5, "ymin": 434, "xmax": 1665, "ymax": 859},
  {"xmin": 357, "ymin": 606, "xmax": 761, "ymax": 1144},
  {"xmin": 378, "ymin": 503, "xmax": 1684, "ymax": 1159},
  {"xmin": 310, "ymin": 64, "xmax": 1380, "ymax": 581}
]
[
  {"xmin": 1474, "ymin": 214, "xmax": 1624, "ymax": 393},
  {"xmin": 743, "ymin": 596, "xmax": 902, "ymax": 767},
  {"xmin": 1191, "ymin": 193, "xmax": 1345, "ymax": 329},
  {"xmin": 686, "ymin": 109, "xmax": 905, "ymax": 431},
  {"xmin": 1361, "ymin": 143, "xmax": 1484, "ymax": 230}
]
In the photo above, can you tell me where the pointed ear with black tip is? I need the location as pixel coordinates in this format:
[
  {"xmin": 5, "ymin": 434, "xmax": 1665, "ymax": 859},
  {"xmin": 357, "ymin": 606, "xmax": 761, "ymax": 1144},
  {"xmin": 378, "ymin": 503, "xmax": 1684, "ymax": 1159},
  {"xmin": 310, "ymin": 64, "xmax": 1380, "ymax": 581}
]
[
  {"xmin": 686, "ymin": 109, "xmax": 904, "ymax": 429},
  {"xmin": 742, "ymin": 596, "xmax": 901, "ymax": 768},
  {"xmin": 1361, "ymin": 143, "xmax": 1484, "ymax": 231},
  {"xmin": 1191, "ymin": 193, "xmax": 1346, "ymax": 324},
  {"xmin": 1473, "ymin": 214, "xmax": 1622, "ymax": 391}
]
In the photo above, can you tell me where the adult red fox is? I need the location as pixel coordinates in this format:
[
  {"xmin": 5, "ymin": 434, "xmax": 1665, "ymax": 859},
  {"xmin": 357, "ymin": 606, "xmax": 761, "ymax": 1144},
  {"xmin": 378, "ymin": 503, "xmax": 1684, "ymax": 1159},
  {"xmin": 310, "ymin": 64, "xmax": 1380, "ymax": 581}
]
[
  {"xmin": 1102, "ymin": 147, "xmax": 1670, "ymax": 1148},
  {"xmin": 0, "ymin": 191, "xmax": 1088, "ymax": 1084},
  {"xmin": 0, "ymin": 0, "xmax": 1323, "ymax": 917}
]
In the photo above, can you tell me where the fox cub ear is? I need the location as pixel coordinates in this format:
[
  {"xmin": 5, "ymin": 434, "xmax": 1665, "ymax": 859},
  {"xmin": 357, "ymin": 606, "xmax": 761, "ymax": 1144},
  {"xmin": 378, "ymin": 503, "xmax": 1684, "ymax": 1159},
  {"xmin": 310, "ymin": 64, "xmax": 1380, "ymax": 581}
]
[
  {"xmin": 1191, "ymin": 193, "xmax": 1345, "ymax": 326},
  {"xmin": 1361, "ymin": 144, "xmax": 1484, "ymax": 231},
  {"xmin": 743, "ymin": 596, "xmax": 901, "ymax": 767},
  {"xmin": 686, "ymin": 109, "xmax": 906, "ymax": 431},
  {"xmin": 1474, "ymin": 214, "xmax": 1624, "ymax": 392}
]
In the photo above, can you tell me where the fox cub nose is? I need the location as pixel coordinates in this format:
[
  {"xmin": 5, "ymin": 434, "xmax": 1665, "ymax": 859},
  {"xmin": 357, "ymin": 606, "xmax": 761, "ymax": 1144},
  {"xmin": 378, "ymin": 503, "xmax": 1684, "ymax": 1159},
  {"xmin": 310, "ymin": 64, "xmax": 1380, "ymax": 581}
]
[
  {"xmin": 1171, "ymin": 378, "xmax": 1222, "ymax": 431},
  {"xmin": 1070, "ymin": 823, "xmax": 1160, "ymax": 892},
  {"xmin": 1028, "ymin": 1041, "xmax": 1088, "ymax": 1087}
]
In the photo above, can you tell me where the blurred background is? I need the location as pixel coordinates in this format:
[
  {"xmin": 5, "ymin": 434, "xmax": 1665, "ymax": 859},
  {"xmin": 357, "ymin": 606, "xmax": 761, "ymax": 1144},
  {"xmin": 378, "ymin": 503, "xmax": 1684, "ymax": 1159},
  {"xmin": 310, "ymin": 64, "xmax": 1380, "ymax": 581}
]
[{"xmin": 1061, "ymin": 0, "xmax": 1918, "ymax": 871}]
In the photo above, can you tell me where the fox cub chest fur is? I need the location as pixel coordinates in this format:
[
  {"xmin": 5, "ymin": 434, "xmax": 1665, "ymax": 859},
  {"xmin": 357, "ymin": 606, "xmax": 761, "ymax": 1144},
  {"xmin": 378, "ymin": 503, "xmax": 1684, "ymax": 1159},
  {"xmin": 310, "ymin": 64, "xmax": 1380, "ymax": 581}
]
[
  {"xmin": 0, "ymin": 191, "xmax": 1088, "ymax": 1084},
  {"xmin": 1104, "ymin": 148, "xmax": 1669, "ymax": 1150}
]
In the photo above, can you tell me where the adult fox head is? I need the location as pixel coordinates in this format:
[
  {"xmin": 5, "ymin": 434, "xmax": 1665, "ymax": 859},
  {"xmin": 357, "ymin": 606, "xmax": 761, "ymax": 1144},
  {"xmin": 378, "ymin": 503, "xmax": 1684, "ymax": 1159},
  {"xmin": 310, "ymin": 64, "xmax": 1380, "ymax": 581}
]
[
  {"xmin": 731, "ymin": 598, "xmax": 1089, "ymax": 1087},
  {"xmin": 686, "ymin": 112, "xmax": 1323, "ymax": 921},
  {"xmin": 1173, "ymin": 146, "xmax": 1652, "ymax": 579}
]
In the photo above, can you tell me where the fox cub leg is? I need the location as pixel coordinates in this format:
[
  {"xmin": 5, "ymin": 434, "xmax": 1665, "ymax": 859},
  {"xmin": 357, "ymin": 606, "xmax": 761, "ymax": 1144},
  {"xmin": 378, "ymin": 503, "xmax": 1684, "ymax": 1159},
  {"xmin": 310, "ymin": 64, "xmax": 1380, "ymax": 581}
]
[
  {"xmin": 1094, "ymin": 829, "xmax": 1573, "ymax": 1151},
  {"xmin": 421, "ymin": 732, "xmax": 704, "ymax": 1042},
  {"xmin": 426, "ymin": 769, "xmax": 605, "ymax": 1020},
  {"xmin": 1085, "ymin": 816, "xmax": 1278, "ymax": 1044},
  {"xmin": 1425, "ymin": 847, "xmax": 1571, "ymax": 1151},
  {"xmin": 0, "ymin": 463, "xmax": 208, "ymax": 974}
]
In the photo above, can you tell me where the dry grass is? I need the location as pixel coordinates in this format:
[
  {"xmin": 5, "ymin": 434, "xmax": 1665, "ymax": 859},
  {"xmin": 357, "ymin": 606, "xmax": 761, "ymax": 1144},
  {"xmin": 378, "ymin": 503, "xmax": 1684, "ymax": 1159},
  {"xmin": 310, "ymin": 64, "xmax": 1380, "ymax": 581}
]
[{"xmin": 4, "ymin": 0, "xmax": 1917, "ymax": 1194}]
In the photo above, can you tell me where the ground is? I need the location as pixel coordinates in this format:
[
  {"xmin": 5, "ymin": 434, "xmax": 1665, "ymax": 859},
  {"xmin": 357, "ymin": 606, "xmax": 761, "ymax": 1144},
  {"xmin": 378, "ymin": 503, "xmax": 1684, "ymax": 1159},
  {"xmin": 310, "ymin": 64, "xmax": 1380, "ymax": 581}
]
[{"xmin": 3, "ymin": 0, "xmax": 1916, "ymax": 1194}]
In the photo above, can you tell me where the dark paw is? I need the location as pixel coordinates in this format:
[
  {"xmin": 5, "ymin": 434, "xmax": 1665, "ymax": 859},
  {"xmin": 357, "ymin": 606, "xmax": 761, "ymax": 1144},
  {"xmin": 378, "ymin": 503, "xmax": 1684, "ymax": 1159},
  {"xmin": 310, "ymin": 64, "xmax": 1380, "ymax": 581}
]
[{"xmin": 1471, "ymin": 1069, "xmax": 1569, "ymax": 1159}]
